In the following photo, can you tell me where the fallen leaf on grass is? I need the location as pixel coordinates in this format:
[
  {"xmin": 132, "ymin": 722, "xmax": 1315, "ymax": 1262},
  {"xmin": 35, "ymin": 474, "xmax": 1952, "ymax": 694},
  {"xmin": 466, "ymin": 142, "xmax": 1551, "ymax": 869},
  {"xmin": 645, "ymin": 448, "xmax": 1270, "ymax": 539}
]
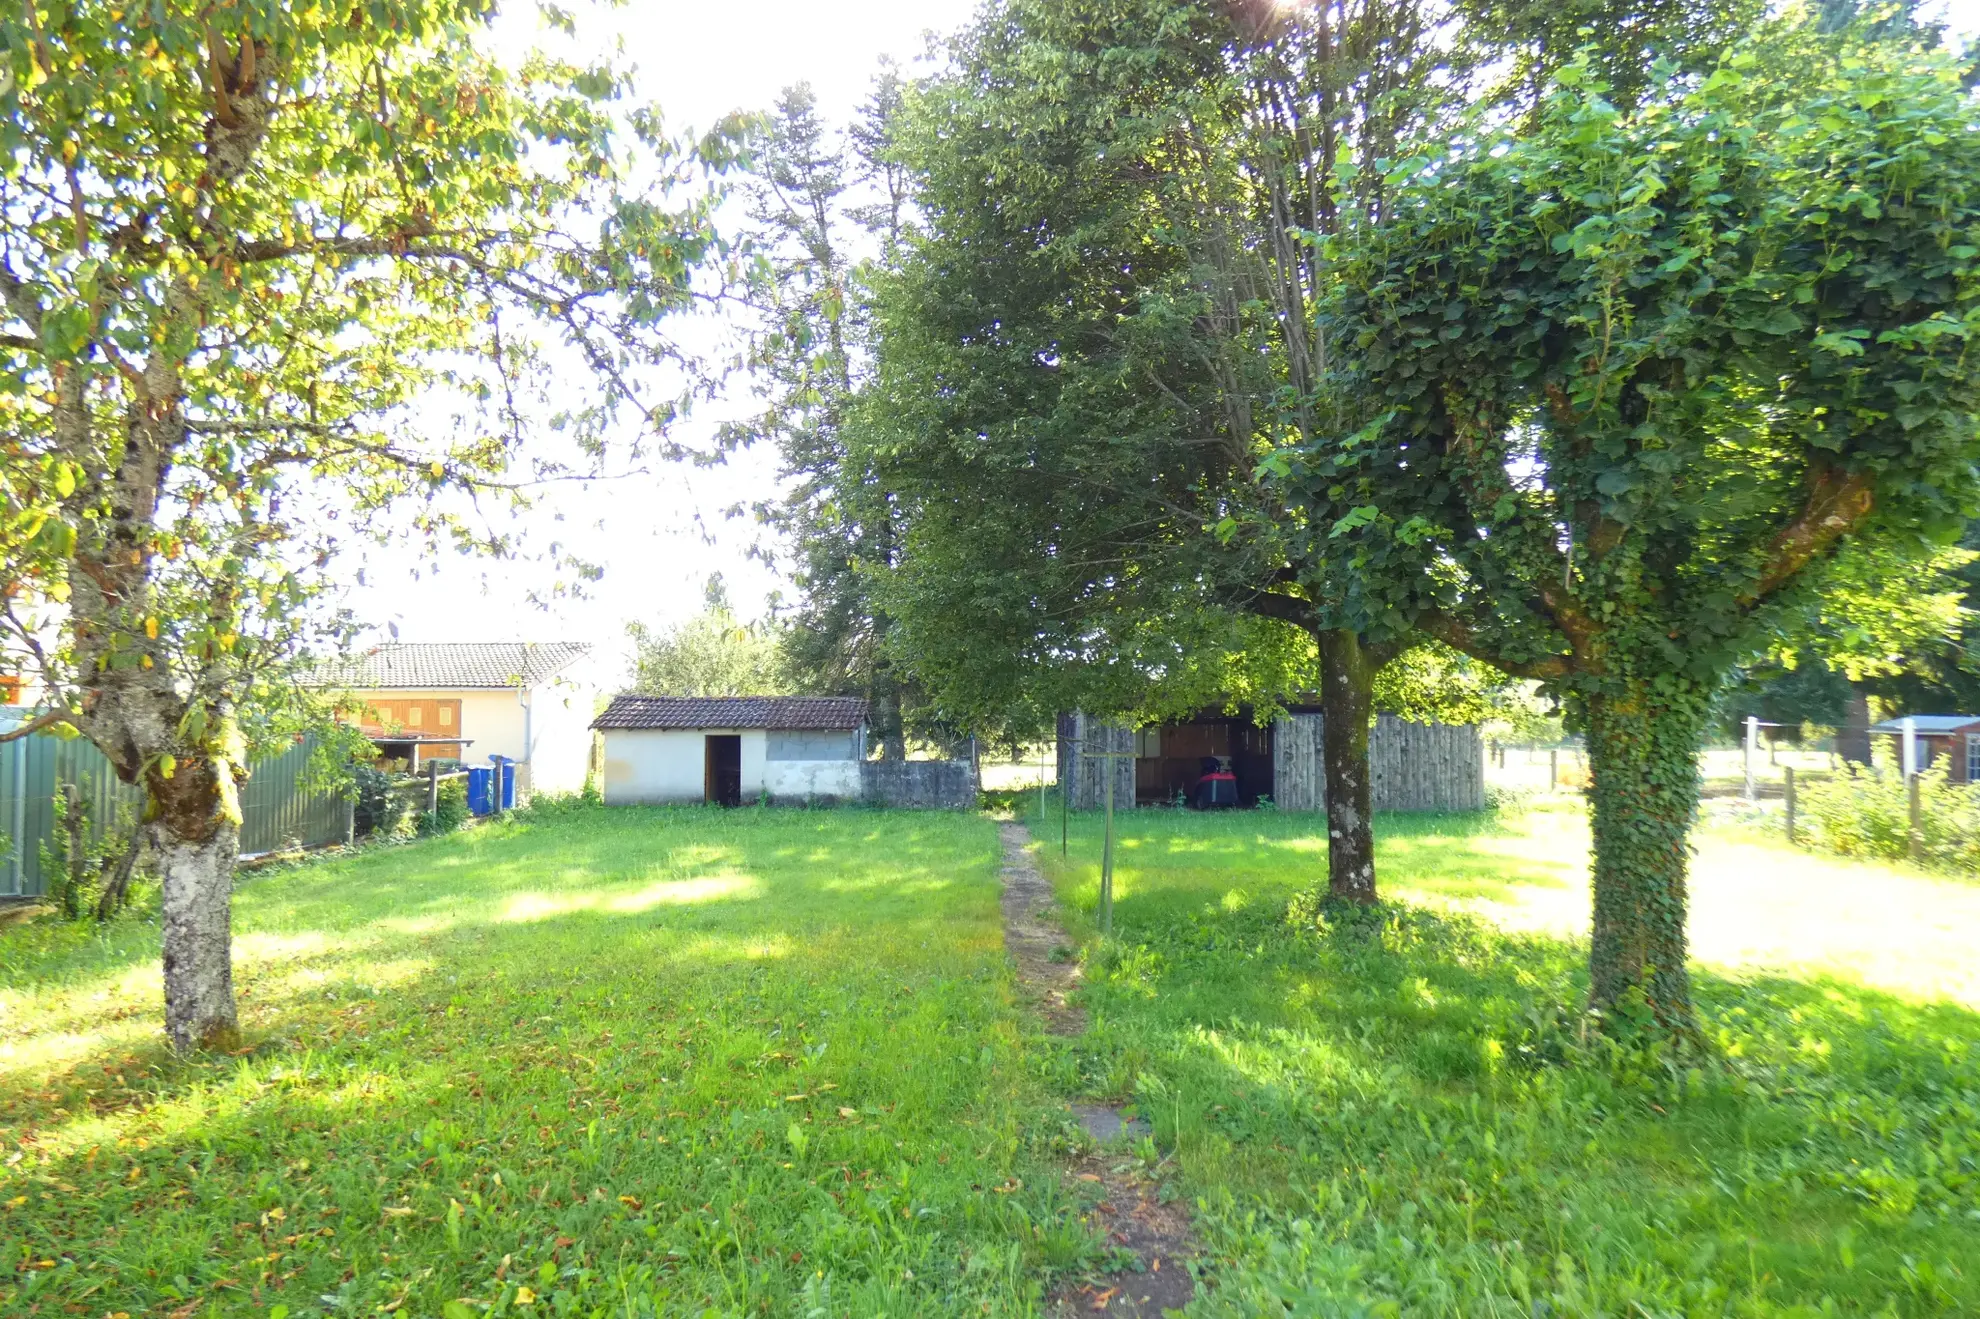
[
  {"xmin": 618, "ymin": 1195, "xmax": 643, "ymax": 1209},
  {"xmin": 514, "ymin": 1285, "xmax": 537, "ymax": 1304},
  {"xmin": 838, "ymin": 1107, "xmax": 858, "ymax": 1118},
  {"xmin": 1088, "ymin": 1287, "xmax": 1117, "ymax": 1311}
]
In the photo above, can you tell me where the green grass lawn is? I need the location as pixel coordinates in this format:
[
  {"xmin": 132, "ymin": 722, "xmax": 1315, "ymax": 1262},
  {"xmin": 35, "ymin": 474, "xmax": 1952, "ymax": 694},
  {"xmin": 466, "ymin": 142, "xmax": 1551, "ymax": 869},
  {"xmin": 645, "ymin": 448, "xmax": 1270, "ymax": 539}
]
[
  {"xmin": 0, "ymin": 806, "xmax": 1100, "ymax": 1317},
  {"xmin": 1031, "ymin": 802, "xmax": 1980, "ymax": 1316},
  {"xmin": 11, "ymin": 800, "xmax": 1979, "ymax": 1317}
]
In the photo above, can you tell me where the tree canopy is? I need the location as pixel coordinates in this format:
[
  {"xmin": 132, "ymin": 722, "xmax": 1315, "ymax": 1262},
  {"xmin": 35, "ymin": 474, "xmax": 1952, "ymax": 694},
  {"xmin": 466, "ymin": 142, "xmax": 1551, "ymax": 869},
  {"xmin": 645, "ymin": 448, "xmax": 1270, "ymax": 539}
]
[
  {"xmin": 0, "ymin": 0, "xmax": 729, "ymax": 1049},
  {"xmin": 1293, "ymin": 23, "xmax": 1980, "ymax": 1025}
]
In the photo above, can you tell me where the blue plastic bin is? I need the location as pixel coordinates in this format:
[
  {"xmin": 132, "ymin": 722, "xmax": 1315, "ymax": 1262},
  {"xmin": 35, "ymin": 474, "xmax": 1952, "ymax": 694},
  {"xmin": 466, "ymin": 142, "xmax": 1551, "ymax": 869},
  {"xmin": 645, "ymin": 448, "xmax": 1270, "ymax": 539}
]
[{"xmin": 467, "ymin": 766, "xmax": 493, "ymax": 816}]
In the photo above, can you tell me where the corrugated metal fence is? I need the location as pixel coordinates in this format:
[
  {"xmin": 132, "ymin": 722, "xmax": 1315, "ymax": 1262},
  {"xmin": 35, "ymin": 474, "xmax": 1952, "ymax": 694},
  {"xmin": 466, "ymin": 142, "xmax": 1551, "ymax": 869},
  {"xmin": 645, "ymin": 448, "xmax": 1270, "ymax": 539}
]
[{"xmin": 0, "ymin": 721, "xmax": 350, "ymax": 898}]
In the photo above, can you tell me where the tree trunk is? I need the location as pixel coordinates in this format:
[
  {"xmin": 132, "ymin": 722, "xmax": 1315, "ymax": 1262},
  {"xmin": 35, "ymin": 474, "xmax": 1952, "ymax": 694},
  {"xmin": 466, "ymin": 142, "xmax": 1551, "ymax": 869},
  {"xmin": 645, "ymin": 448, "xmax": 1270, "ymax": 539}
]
[
  {"xmin": 151, "ymin": 755, "xmax": 244, "ymax": 1053},
  {"xmin": 1583, "ymin": 680, "xmax": 1705, "ymax": 1033},
  {"xmin": 870, "ymin": 667, "xmax": 906, "ymax": 760},
  {"xmin": 1318, "ymin": 629, "xmax": 1382, "ymax": 904},
  {"xmin": 1838, "ymin": 683, "xmax": 1872, "ymax": 767}
]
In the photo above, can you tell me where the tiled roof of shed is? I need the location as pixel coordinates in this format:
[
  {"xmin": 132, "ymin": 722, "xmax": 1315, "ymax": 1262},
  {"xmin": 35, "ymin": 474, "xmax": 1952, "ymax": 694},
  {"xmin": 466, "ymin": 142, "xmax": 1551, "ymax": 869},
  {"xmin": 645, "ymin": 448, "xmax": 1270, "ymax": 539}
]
[
  {"xmin": 316, "ymin": 642, "xmax": 590, "ymax": 690},
  {"xmin": 591, "ymin": 695, "xmax": 869, "ymax": 732}
]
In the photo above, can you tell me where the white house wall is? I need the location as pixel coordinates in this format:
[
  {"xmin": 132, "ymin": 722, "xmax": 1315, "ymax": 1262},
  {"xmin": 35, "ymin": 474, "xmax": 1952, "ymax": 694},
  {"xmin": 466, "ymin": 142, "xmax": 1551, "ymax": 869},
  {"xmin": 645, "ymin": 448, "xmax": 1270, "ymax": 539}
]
[
  {"xmin": 601, "ymin": 728, "xmax": 769, "ymax": 804},
  {"xmin": 349, "ymin": 684, "xmax": 599, "ymax": 795},
  {"xmin": 599, "ymin": 728, "xmax": 865, "ymax": 804},
  {"xmin": 524, "ymin": 676, "xmax": 599, "ymax": 794}
]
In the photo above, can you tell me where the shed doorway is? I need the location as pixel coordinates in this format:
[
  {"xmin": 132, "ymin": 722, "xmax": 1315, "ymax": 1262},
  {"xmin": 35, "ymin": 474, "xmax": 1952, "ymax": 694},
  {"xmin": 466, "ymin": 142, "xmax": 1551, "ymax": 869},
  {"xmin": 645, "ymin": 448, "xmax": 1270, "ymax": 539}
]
[{"xmin": 704, "ymin": 734, "xmax": 743, "ymax": 806}]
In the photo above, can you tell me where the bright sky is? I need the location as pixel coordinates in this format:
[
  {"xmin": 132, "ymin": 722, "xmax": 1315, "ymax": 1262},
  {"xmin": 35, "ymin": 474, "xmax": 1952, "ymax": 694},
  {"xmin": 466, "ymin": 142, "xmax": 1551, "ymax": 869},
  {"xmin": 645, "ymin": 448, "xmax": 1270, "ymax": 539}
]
[
  {"xmin": 338, "ymin": 0, "xmax": 981, "ymax": 682},
  {"xmin": 340, "ymin": 0, "xmax": 1980, "ymax": 687}
]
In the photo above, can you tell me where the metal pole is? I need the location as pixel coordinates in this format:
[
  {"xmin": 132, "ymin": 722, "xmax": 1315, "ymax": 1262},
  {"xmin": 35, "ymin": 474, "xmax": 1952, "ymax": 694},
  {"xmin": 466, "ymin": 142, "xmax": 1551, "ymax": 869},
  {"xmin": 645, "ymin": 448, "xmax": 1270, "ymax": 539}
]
[
  {"xmin": 427, "ymin": 759, "xmax": 440, "ymax": 817},
  {"xmin": 1038, "ymin": 740, "xmax": 1046, "ymax": 824},
  {"xmin": 1062, "ymin": 735, "xmax": 1074, "ymax": 857},
  {"xmin": 1901, "ymin": 716, "xmax": 1918, "ymax": 780},
  {"xmin": 1744, "ymin": 715, "xmax": 1759, "ymax": 803},
  {"xmin": 1100, "ymin": 756, "xmax": 1115, "ymax": 936},
  {"xmin": 1909, "ymin": 773, "xmax": 1923, "ymax": 863},
  {"xmin": 1784, "ymin": 765, "xmax": 1796, "ymax": 845},
  {"xmin": 1549, "ymin": 747, "xmax": 1558, "ymax": 791},
  {"xmin": 8, "ymin": 733, "xmax": 26, "ymax": 895}
]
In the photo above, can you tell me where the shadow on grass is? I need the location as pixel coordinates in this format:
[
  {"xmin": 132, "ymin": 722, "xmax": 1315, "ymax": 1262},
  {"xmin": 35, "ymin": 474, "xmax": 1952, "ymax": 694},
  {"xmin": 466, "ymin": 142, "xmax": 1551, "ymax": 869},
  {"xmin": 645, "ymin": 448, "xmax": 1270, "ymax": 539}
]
[
  {"xmin": 2, "ymin": 806, "xmax": 1105, "ymax": 1317},
  {"xmin": 1063, "ymin": 882, "xmax": 1980, "ymax": 1315}
]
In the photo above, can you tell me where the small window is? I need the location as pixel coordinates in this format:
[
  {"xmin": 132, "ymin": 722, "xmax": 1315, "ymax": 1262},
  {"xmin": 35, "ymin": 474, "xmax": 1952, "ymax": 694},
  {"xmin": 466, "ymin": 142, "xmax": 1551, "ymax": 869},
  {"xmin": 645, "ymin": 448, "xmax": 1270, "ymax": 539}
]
[
  {"xmin": 439, "ymin": 706, "xmax": 454, "ymax": 727},
  {"xmin": 1968, "ymin": 733, "xmax": 1979, "ymax": 784},
  {"xmin": 1135, "ymin": 727, "xmax": 1161, "ymax": 758},
  {"xmin": 406, "ymin": 705, "xmax": 423, "ymax": 726}
]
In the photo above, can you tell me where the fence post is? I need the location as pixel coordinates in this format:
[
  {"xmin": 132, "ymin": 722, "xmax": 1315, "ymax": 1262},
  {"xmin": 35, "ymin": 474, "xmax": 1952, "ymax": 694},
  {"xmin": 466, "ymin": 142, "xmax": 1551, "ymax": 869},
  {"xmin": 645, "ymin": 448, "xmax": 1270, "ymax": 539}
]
[
  {"xmin": 1100, "ymin": 758, "xmax": 1115, "ymax": 936},
  {"xmin": 427, "ymin": 759, "xmax": 440, "ymax": 818},
  {"xmin": 1038, "ymin": 742, "xmax": 1047, "ymax": 824},
  {"xmin": 344, "ymin": 792, "xmax": 356, "ymax": 848},
  {"xmin": 1549, "ymin": 747, "xmax": 1558, "ymax": 791},
  {"xmin": 1784, "ymin": 765, "xmax": 1796, "ymax": 845},
  {"xmin": 1909, "ymin": 774, "xmax": 1923, "ymax": 864},
  {"xmin": 1744, "ymin": 715, "xmax": 1759, "ymax": 803}
]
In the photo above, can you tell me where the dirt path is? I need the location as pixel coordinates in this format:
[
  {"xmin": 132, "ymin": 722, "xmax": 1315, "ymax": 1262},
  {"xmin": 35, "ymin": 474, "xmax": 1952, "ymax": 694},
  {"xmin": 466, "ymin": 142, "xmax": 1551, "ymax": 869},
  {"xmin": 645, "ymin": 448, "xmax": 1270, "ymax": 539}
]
[{"xmin": 998, "ymin": 821, "xmax": 1200, "ymax": 1317}]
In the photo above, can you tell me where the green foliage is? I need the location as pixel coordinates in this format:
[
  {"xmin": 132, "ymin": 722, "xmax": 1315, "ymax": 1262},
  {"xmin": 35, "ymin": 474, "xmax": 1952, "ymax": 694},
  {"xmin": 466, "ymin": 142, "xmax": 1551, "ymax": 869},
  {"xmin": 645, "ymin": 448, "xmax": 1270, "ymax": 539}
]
[
  {"xmin": 36, "ymin": 784, "xmax": 141, "ymax": 922},
  {"xmin": 415, "ymin": 777, "xmax": 469, "ymax": 838},
  {"xmin": 0, "ymin": 808, "xmax": 1095, "ymax": 1315},
  {"xmin": 1799, "ymin": 765, "xmax": 1980, "ymax": 872},
  {"xmin": 1040, "ymin": 808, "xmax": 1980, "ymax": 1314},
  {"xmin": 1372, "ymin": 642, "xmax": 1514, "ymax": 725},
  {"xmin": 1296, "ymin": 19, "xmax": 1980, "ymax": 1020},
  {"xmin": 349, "ymin": 763, "xmax": 412, "ymax": 840},
  {"xmin": 625, "ymin": 599, "xmax": 787, "ymax": 698},
  {"xmin": 741, "ymin": 78, "xmax": 920, "ymax": 753}
]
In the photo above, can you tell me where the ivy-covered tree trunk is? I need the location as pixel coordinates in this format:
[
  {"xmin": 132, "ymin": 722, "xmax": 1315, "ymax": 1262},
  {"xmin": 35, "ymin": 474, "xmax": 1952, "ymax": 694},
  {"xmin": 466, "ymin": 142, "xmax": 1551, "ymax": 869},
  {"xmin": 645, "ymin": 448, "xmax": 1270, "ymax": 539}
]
[
  {"xmin": 1583, "ymin": 680, "xmax": 1708, "ymax": 1031},
  {"xmin": 1319, "ymin": 630, "xmax": 1384, "ymax": 904}
]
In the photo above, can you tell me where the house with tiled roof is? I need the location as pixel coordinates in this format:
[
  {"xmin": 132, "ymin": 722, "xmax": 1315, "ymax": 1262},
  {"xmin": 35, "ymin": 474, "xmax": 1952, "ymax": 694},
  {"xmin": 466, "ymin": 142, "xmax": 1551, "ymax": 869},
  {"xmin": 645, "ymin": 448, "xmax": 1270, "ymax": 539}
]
[
  {"xmin": 320, "ymin": 642, "xmax": 600, "ymax": 793},
  {"xmin": 590, "ymin": 694, "xmax": 870, "ymax": 806}
]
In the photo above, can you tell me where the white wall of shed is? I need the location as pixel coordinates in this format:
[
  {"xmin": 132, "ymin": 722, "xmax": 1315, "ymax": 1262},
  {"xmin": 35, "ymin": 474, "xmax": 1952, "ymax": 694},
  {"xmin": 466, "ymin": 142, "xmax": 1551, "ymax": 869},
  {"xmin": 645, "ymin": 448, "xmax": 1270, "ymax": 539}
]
[{"xmin": 599, "ymin": 728, "xmax": 770, "ymax": 804}]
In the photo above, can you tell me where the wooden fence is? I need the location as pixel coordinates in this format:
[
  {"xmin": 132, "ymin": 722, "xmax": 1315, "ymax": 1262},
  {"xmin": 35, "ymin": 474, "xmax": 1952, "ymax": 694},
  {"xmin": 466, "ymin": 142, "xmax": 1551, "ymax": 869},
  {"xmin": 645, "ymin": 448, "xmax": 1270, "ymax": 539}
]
[
  {"xmin": 0, "ymin": 722, "xmax": 350, "ymax": 898},
  {"xmin": 1063, "ymin": 711, "xmax": 1484, "ymax": 813}
]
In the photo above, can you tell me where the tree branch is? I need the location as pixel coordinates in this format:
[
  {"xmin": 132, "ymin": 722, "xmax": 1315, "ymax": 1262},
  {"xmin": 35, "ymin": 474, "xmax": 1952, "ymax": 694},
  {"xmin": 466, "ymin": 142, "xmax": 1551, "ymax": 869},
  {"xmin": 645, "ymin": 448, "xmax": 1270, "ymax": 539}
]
[
  {"xmin": 1233, "ymin": 587, "xmax": 1319, "ymax": 632},
  {"xmin": 0, "ymin": 708, "xmax": 83, "ymax": 742},
  {"xmin": 1415, "ymin": 607, "xmax": 1574, "ymax": 680},
  {"xmin": 1741, "ymin": 465, "xmax": 1876, "ymax": 608}
]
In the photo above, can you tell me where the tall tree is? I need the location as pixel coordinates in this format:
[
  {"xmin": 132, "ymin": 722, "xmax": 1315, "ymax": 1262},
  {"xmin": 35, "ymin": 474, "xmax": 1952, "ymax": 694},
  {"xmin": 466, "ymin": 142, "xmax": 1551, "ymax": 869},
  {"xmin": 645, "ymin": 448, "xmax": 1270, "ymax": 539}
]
[
  {"xmin": 1300, "ymin": 23, "xmax": 1980, "ymax": 1029},
  {"xmin": 0, "ymin": 1, "xmax": 727, "ymax": 1050},
  {"xmin": 859, "ymin": 0, "xmax": 1745, "ymax": 901},
  {"xmin": 744, "ymin": 78, "xmax": 914, "ymax": 754},
  {"xmin": 627, "ymin": 578, "xmax": 787, "ymax": 698}
]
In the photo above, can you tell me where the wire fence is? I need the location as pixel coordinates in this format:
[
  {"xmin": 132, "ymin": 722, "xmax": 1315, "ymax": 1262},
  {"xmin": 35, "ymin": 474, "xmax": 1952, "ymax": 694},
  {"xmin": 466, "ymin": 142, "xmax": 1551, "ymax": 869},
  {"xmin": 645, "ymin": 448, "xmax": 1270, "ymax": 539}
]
[{"xmin": 0, "ymin": 721, "xmax": 350, "ymax": 898}]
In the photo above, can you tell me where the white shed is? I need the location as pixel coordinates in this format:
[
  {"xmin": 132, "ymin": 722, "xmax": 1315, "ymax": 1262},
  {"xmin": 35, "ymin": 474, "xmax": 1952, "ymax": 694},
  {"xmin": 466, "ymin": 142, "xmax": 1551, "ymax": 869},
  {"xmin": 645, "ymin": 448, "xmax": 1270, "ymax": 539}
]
[{"xmin": 592, "ymin": 695, "xmax": 869, "ymax": 806}]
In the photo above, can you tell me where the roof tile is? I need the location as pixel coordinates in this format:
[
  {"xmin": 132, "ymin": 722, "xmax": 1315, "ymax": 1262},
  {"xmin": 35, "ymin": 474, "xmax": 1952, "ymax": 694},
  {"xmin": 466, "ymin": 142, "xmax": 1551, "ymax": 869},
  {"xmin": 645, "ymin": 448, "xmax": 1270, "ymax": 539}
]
[
  {"xmin": 591, "ymin": 695, "xmax": 868, "ymax": 732},
  {"xmin": 317, "ymin": 642, "xmax": 590, "ymax": 690}
]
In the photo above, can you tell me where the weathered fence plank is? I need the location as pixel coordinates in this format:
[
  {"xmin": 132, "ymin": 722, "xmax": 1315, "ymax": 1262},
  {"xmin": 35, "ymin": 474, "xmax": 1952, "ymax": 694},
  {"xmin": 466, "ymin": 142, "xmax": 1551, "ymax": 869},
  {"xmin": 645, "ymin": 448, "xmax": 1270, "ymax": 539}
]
[{"xmin": 1060, "ymin": 711, "xmax": 1484, "ymax": 813}]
